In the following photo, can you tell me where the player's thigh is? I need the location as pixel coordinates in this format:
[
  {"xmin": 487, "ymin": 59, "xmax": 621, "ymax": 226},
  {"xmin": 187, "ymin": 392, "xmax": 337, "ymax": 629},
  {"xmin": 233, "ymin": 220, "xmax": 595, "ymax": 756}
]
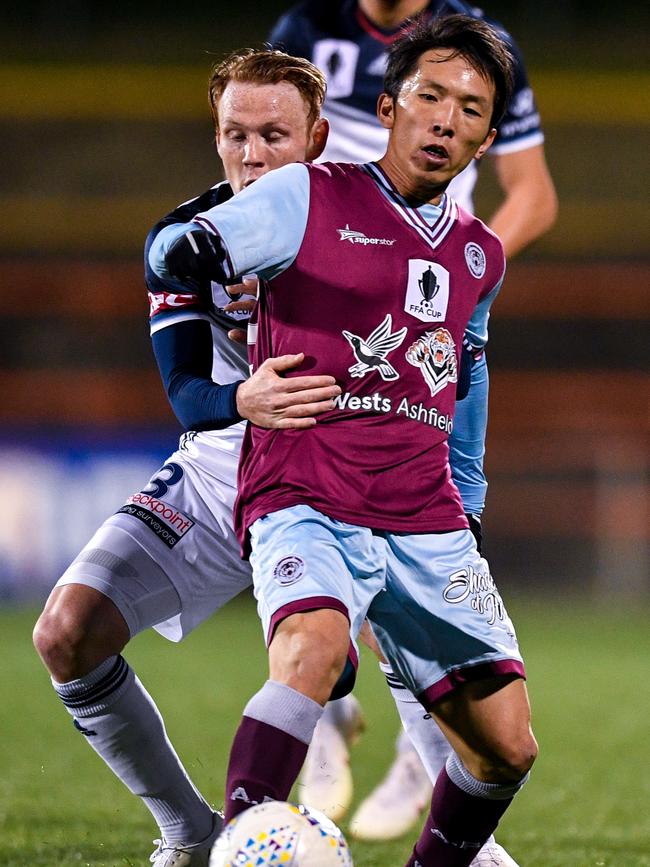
[
  {"xmin": 55, "ymin": 520, "xmax": 186, "ymax": 640},
  {"xmin": 57, "ymin": 456, "xmax": 251, "ymax": 641},
  {"xmin": 249, "ymin": 505, "xmax": 386, "ymax": 650},
  {"xmin": 367, "ymin": 528, "xmax": 524, "ymax": 702}
]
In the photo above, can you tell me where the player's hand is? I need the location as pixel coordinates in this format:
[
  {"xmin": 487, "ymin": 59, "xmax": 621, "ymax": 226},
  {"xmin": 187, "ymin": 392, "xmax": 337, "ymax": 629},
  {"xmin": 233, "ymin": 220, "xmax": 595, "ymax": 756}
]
[
  {"xmin": 224, "ymin": 275, "xmax": 259, "ymax": 306},
  {"xmin": 166, "ymin": 229, "xmax": 225, "ymax": 289},
  {"xmin": 236, "ymin": 353, "xmax": 341, "ymax": 429},
  {"xmin": 224, "ymin": 276, "xmax": 258, "ymax": 344}
]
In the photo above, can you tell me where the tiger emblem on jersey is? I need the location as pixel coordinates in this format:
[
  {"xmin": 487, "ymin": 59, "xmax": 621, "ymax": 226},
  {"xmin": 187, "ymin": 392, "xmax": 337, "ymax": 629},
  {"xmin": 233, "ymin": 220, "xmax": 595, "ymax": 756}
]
[{"xmin": 406, "ymin": 328, "xmax": 458, "ymax": 397}]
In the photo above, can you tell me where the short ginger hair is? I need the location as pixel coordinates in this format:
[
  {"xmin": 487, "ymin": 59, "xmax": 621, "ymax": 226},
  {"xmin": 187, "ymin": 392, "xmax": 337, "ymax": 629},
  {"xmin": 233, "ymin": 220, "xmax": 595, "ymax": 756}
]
[{"xmin": 209, "ymin": 48, "xmax": 326, "ymax": 130}]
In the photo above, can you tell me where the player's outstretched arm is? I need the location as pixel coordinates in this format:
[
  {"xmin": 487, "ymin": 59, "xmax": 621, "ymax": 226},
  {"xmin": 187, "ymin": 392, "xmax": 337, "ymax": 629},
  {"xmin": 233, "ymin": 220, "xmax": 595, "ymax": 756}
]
[
  {"xmin": 489, "ymin": 144, "xmax": 558, "ymax": 258},
  {"xmin": 237, "ymin": 353, "xmax": 341, "ymax": 430}
]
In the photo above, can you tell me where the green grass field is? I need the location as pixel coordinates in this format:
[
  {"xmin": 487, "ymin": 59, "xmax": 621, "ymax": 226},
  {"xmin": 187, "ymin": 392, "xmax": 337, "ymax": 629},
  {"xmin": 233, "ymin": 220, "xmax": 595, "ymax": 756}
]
[{"xmin": 1, "ymin": 595, "xmax": 649, "ymax": 866}]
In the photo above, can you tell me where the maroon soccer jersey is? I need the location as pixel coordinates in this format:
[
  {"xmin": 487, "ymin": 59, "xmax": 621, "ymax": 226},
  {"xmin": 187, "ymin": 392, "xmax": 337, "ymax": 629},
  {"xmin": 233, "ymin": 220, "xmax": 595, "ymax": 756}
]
[{"xmin": 235, "ymin": 163, "xmax": 504, "ymax": 540}]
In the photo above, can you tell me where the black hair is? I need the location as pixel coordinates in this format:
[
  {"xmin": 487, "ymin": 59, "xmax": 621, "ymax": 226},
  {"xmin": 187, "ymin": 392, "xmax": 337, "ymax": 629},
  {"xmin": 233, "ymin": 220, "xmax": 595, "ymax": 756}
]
[{"xmin": 384, "ymin": 14, "xmax": 515, "ymax": 128}]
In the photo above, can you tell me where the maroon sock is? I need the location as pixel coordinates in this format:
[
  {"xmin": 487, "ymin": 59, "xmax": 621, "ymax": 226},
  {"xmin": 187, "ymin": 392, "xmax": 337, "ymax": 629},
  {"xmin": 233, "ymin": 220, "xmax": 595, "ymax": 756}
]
[
  {"xmin": 404, "ymin": 768, "xmax": 512, "ymax": 867},
  {"xmin": 224, "ymin": 715, "xmax": 309, "ymax": 822}
]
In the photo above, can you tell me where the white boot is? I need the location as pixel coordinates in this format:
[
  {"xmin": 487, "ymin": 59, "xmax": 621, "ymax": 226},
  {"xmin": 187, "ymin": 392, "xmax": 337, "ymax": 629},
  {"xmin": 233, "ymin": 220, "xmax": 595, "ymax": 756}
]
[
  {"xmin": 470, "ymin": 836, "xmax": 521, "ymax": 866},
  {"xmin": 297, "ymin": 695, "xmax": 365, "ymax": 821},
  {"xmin": 149, "ymin": 812, "xmax": 223, "ymax": 866},
  {"xmin": 349, "ymin": 739, "xmax": 432, "ymax": 840}
]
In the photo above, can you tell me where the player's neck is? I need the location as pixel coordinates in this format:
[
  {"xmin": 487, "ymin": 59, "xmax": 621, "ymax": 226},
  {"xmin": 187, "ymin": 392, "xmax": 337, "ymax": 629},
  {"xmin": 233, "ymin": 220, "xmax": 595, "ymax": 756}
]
[
  {"xmin": 377, "ymin": 154, "xmax": 446, "ymax": 207},
  {"xmin": 358, "ymin": 0, "xmax": 430, "ymax": 30}
]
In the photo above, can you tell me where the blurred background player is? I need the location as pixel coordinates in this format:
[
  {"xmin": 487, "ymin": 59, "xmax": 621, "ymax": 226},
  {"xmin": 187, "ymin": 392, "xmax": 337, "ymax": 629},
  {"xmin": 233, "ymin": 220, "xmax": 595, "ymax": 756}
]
[
  {"xmin": 32, "ymin": 48, "xmax": 337, "ymax": 867},
  {"xmin": 269, "ymin": 0, "xmax": 557, "ymax": 850}
]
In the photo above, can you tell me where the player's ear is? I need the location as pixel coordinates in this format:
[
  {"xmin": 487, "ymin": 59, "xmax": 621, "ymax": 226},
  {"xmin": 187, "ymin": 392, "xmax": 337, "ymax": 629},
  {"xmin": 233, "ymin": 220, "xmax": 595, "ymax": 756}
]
[
  {"xmin": 305, "ymin": 117, "xmax": 329, "ymax": 161},
  {"xmin": 474, "ymin": 127, "xmax": 497, "ymax": 160},
  {"xmin": 377, "ymin": 93, "xmax": 395, "ymax": 130}
]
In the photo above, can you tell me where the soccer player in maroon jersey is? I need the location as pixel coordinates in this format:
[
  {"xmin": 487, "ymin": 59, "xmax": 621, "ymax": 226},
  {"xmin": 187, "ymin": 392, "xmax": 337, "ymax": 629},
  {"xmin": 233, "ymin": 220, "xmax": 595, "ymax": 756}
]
[
  {"xmin": 270, "ymin": 5, "xmax": 555, "ymax": 856},
  {"xmin": 159, "ymin": 16, "xmax": 538, "ymax": 866}
]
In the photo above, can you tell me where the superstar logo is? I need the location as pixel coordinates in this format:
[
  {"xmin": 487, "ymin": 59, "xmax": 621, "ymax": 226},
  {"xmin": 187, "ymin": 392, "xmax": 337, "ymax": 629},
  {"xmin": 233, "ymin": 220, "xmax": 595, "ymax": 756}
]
[{"xmin": 337, "ymin": 224, "xmax": 396, "ymax": 246}]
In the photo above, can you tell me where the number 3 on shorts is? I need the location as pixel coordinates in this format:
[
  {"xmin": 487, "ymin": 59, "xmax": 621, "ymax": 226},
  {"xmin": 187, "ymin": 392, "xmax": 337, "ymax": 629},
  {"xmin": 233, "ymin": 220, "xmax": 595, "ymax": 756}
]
[{"xmin": 143, "ymin": 462, "xmax": 184, "ymax": 498}]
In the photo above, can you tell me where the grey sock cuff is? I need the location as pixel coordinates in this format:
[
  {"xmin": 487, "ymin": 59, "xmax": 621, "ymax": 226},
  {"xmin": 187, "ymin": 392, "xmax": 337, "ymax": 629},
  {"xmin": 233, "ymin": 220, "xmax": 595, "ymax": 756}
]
[
  {"xmin": 52, "ymin": 655, "xmax": 134, "ymax": 717},
  {"xmin": 243, "ymin": 680, "xmax": 323, "ymax": 745},
  {"xmin": 446, "ymin": 752, "xmax": 530, "ymax": 800}
]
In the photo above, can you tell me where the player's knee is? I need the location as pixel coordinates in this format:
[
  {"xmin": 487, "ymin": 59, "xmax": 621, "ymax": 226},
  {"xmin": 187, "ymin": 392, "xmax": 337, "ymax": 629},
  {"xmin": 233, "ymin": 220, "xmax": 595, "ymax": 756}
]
[
  {"xmin": 33, "ymin": 585, "xmax": 130, "ymax": 683},
  {"xmin": 33, "ymin": 607, "xmax": 85, "ymax": 682},
  {"xmin": 33, "ymin": 603, "xmax": 119, "ymax": 683},
  {"xmin": 270, "ymin": 610, "xmax": 350, "ymax": 703},
  {"xmin": 481, "ymin": 731, "xmax": 538, "ymax": 783}
]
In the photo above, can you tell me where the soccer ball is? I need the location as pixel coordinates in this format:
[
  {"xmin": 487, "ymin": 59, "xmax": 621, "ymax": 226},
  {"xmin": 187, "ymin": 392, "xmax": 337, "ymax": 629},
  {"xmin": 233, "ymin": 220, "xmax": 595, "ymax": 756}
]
[{"xmin": 209, "ymin": 800, "xmax": 353, "ymax": 866}]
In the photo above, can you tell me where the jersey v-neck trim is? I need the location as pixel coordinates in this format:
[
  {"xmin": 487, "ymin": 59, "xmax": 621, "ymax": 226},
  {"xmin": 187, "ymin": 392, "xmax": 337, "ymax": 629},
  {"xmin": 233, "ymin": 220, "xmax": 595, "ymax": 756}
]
[
  {"xmin": 362, "ymin": 161, "xmax": 458, "ymax": 252},
  {"xmin": 354, "ymin": 5, "xmax": 431, "ymax": 44}
]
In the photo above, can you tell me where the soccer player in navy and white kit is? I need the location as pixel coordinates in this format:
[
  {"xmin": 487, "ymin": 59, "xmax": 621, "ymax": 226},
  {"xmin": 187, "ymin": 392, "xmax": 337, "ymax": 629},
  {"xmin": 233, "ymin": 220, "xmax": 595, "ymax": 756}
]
[
  {"xmin": 32, "ymin": 49, "xmax": 339, "ymax": 867},
  {"xmin": 270, "ymin": 1, "xmax": 556, "ymax": 848},
  {"xmin": 157, "ymin": 16, "xmax": 538, "ymax": 867}
]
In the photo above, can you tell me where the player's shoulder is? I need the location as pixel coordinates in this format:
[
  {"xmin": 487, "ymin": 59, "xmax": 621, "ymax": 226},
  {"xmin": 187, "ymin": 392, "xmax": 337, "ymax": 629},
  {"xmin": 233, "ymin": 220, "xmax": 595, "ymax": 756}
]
[
  {"xmin": 145, "ymin": 180, "xmax": 232, "ymax": 250},
  {"xmin": 305, "ymin": 161, "xmax": 370, "ymax": 189},
  {"xmin": 438, "ymin": 1, "xmax": 523, "ymax": 62},
  {"xmin": 307, "ymin": 160, "xmax": 361, "ymax": 177},
  {"xmin": 160, "ymin": 180, "xmax": 233, "ymax": 229},
  {"xmin": 274, "ymin": 0, "xmax": 347, "ymax": 27},
  {"xmin": 454, "ymin": 201, "xmax": 505, "ymax": 265},
  {"xmin": 243, "ymin": 162, "xmax": 310, "ymax": 195},
  {"xmin": 271, "ymin": 0, "xmax": 351, "ymax": 42}
]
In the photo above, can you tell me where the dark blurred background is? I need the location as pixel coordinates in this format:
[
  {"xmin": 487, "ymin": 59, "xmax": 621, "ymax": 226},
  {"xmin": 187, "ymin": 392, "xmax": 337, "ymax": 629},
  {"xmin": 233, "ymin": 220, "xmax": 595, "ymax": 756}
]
[{"xmin": 0, "ymin": 1, "xmax": 648, "ymax": 602}]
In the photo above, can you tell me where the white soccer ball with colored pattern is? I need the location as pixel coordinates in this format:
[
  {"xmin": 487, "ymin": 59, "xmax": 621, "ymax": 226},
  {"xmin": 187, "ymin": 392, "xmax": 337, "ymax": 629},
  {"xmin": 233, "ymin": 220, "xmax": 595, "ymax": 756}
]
[{"xmin": 209, "ymin": 800, "xmax": 353, "ymax": 866}]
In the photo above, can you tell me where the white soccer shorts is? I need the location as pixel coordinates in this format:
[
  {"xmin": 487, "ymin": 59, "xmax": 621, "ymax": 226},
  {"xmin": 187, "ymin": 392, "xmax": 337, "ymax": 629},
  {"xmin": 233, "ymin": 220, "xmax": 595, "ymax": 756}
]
[{"xmin": 56, "ymin": 433, "xmax": 251, "ymax": 641}]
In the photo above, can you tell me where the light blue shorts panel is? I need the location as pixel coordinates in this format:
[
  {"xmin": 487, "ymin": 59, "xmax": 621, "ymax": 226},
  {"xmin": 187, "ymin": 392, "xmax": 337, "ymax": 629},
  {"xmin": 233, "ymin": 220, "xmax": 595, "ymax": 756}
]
[
  {"xmin": 249, "ymin": 505, "xmax": 386, "ymax": 656},
  {"xmin": 367, "ymin": 528, "xmax": 524, "ymax": 705}
]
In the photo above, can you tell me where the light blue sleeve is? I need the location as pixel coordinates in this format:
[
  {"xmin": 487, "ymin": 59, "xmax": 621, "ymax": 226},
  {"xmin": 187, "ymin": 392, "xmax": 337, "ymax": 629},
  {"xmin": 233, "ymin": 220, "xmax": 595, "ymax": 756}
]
[
  {"xmin": 449, "ymin": 354, "xmax": 488, "ymax": 515},
  {"xmin": 148, "ymin": 163, "xmax": 311, "ymax": 285},
  {"xmin": 464, "ymin": 276, "xmax": 502, "ymax": 350},
  {"xmin": 450, "ymin": 274, "xmax": 503, "ymax": 514}
]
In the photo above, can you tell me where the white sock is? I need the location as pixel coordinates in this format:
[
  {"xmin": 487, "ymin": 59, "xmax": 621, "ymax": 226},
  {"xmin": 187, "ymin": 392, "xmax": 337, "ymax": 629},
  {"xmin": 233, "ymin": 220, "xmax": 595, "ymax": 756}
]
[
  {"xmin": 53, "ymin": 655, "xmax": 213, "ymax": 844},
  {"xmin": 381, "ymin": 661, "xmax": 451, "ymax": 783}
]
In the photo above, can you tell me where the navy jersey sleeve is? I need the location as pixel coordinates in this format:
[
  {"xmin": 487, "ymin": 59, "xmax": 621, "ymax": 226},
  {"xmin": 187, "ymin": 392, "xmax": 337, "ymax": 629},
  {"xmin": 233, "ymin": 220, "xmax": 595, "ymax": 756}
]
[
  {"xmin": 268, "ymin": 4, "xmax": 312, "ymax": 55},
  {"xmin": 152, "ymin": 320, "xmax": 242, "ymax": 431},
  {"xmin": 145, "ymin": 183, "xmax": 244, "ymax": 432},
  {"xmin": 487, "ymin": 24, "xmax": 544, "ymax": 153}
]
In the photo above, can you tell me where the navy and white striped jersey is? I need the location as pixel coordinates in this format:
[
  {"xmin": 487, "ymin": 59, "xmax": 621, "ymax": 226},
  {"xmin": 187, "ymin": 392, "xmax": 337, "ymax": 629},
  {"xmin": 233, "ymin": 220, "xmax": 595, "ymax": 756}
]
[
  {"xmin": 269, "ymin": 0, "xmax": 544, "ymax": 211},
  {"xmin": 145, "ymin": 180, "xmax": 251, "ymax": 392}
]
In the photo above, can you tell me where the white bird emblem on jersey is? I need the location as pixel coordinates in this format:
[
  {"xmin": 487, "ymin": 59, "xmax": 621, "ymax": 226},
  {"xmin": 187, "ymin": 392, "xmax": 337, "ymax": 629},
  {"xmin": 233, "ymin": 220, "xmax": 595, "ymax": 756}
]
[{"xmin": 342, "ymin": 314, "xmax": 408, "ymax": 381}]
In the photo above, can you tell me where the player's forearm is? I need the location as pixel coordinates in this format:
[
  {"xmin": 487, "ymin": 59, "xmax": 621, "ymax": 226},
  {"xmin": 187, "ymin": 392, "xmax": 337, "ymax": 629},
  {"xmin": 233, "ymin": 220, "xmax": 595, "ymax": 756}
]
[
  {"xmin": 488, "ymin": 147, "xmax": 558, "ymax": 259},
  {"xmin": 449, "ymin": 354, "xmax": 489, "ymax": 515},
  {"xmin": 488, "ymin": 182, "xmax": 558, "ymax": 258},
  {"xmin": 152, "ymin": 320, "xmax": 243, "ymax": 431},
  {"xmin": 166, "ymin": 375, "xmax": 242, "ymax": 431}
]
